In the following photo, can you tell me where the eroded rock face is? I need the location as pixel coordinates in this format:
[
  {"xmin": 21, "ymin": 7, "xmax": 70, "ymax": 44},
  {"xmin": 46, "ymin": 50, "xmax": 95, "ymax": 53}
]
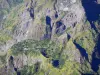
[
  {"xmin": 0, "ymin": 0, "xmax": 85, "ymax": 51},
  {"xmin": 56, "ymin": 0, "xmax": 85, "ymax": 26},
  {"xmin": 0, "ymin": 0, "xmax": 99, "ymax": 74},
  {"xmin": 56, "ymin": 0, "xmax": 77, "ymax": 11}
]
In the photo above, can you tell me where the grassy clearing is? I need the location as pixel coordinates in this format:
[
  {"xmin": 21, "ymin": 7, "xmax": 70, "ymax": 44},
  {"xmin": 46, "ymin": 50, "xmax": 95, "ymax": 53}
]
[
  {"xmin": 0, "ymin": 30, "xmax": 12, "ymax": 44},
  {"xmin": 9, "ymin": 38, "xmax": 82, "ymax": 75},
  {"xmin": 74, "ymin": 29, "xmax": 96, "ymax": 55}
]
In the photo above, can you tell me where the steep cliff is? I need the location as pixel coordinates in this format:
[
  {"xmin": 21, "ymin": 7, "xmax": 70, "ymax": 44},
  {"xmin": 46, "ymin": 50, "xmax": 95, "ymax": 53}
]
[{"xmin": 0, "ymin": 0, "xmax": 100, "ymax": 75}]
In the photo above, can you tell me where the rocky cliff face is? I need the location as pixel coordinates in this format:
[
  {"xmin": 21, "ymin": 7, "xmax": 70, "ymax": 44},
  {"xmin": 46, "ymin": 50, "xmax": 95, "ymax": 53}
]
[{"xmin": 0, "ymin": 0, "xmax": 100, "ymax": 75}]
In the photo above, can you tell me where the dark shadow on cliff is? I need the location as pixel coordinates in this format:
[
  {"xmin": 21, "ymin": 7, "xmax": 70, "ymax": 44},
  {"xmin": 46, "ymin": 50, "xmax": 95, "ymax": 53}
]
[
  {"xmin": 44, "ymin": 16, "xmax": 52, "ymax": 39},
  {"xmin": 73, "ymin": 42, "xmax": 89, "ymax": 61},
  {"xmin": 82, "ymin": 0, "xmax": 100, "ymax": 33},
  {"xmin": 91, "ymin": 34, "xmax": 100, "ymax": 72},
  {"xmin": 82, "ymin": 0, "xmax": 100, "ymax": 72}
]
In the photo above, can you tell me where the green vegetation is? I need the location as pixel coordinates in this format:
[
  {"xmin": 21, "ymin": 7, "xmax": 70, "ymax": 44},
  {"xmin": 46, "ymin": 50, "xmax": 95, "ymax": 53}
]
[
  {"xmin": 5, "ymin": 0, "xmax": 23, "ymax": 8},
  {"xmin": 0, "ymin": 54, "xmax": 7, "ymax": 67},
  {"xmin": 40, "ymin": 16, "xmax": 46, "ymax": 25},
  {"xmin": 0, "ymin": 9, "xmax": 9, "ymax": 20},
  {"xmin": 18, "ymin": 59, "xmax": 81, "ymax": 75},
  {"xmin": 0, "ymin": 30, "xmax": 12, "ymax": 44},
  {"xmin": 9, "ymin": 39, "xmax": 82, "ymax": 75},
  {"xmin": 0, "ymin": 0, "xmax": 98, "ymax": 74},
  {"xmin": 11, "ymin": 40, "xmax": 40, "ymax": 56},
  {"xmin": 11, "ymin": 39, "xmax": 61, "ymax": 58},
  {"xmin": 0, "ymin": 0, "xmax": 23, "ymax": 21},
  {"xmin": 74, "ymin": 29, "xmax": 96, "ymax": 56},
  {"xmin": 66, "ymin": 27, "xmax": 71, "ymax": 33},
  {"xmin": 4, "ymin": 3, "xmax": 25, "ymax": 31},
  {"xmin": 20, "ymin": 62, "xmax": 43, "ymax": 75},
  {"xmin": 0, "ymin": 0, "xmax": 24, "ymax": 44},
  {"xmin": 80, "ymin": 60, "xmax": 93, "ymax": 74}
]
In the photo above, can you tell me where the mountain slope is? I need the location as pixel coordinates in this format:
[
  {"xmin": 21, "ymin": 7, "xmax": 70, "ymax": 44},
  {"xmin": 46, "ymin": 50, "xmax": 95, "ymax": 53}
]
[{"xmin": 0, "ymin": 0, "xmax": 100, "ymax": 75}]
